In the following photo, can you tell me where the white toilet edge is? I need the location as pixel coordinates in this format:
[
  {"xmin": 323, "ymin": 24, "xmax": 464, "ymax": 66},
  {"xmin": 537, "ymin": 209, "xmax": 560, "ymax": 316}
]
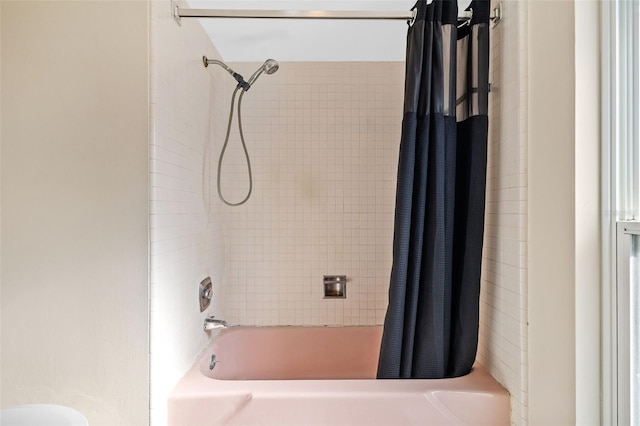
[{"xmin": 0, "ymin": 404, "xmax": 88, "ymax": 426}]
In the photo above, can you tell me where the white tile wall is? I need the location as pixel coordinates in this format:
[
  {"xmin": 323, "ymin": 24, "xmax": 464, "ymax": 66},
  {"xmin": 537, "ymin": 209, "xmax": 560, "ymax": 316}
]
[
  {"xmin": 477, "ymin": 1, "xmax": 529, "ymax": 425},
  {"xmin": 149, "ymin": 3, "xmax": 226, "ymax": 425},
  {"xmin": 214, "ymin": 62, "xmax": 405, "ymax": 326}
]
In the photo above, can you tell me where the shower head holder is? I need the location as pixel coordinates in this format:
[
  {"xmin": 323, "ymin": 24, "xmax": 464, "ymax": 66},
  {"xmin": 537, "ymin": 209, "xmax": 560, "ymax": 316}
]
[{"xmin": 203, "ymin": 56, "xmax": 250, "ymax": 90}]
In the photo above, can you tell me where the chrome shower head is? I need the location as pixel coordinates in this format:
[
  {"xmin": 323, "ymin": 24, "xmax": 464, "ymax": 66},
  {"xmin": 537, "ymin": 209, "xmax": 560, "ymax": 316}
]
[
  {"xmin": 263, "ymin": 59, "xmax": 279, "ymax": 75},
  {"xmin": 246, "ymin": 59, "xmax": 279, "ymax": 87}
]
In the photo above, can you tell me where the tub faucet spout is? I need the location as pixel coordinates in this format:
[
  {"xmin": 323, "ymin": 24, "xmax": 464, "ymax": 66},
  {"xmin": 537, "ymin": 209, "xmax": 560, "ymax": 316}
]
[{"xmin": 203, "ymin": 316, "xmax": 228, "ymax": 331}]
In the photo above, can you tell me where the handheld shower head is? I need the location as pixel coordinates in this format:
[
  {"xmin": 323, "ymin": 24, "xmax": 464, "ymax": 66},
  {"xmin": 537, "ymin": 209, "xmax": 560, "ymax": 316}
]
[
  {"xmin": 246, "ymin": 59, "xmax": 280, "ymax": 87},
  {"xmin": 263, "ymin": 59, "xmax": 279, "ymax": 75}
]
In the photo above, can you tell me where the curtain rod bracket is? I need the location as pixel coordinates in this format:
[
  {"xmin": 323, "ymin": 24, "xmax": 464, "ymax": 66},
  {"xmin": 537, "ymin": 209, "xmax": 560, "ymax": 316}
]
[
  {"xmin": 491, "ymin": 3, "xmax": 503, "ymax": 27},
  {"xmin": 172, "ymin": 0, "xmax": 182, "ymax": 26}
]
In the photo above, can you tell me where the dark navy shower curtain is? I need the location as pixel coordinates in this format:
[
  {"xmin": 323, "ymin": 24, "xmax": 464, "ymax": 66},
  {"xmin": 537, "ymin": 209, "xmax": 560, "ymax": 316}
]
[{"xmin": 377, "ymin": 0, "xmax": 490, "ymax": 379}]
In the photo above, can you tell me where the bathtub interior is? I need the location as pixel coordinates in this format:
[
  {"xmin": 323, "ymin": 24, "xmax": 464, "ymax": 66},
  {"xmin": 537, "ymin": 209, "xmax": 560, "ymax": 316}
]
[{"xmin": 202, "ymin": 326, "xmax": 384, "ymax": 380}]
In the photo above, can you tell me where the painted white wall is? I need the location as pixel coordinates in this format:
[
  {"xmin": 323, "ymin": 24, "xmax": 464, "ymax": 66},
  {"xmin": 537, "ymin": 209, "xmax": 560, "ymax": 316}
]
[
  {"xmin": 0, "ymin": 2, "xmax": 149, "ymax": 425},
  {"xmin": 189, "ymin": 0, "xmax": 477, "ymax": 62},
  {"xmin": 527, "ymin": 1, "xmax": 577, "ymax": 424},
  {"xmin": 574, "ymin": 1, "xmax": 601, "ymax": 424},
  {"xmin": 191, "ymin": 0, "xmax": 415, "ymax": 62}
]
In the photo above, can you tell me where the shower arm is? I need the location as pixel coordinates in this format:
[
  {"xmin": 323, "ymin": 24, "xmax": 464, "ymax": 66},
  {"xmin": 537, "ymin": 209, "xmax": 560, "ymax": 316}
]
[{"xmin": 203, "ymin": 56, "xmax": 250, "ymax": 91}]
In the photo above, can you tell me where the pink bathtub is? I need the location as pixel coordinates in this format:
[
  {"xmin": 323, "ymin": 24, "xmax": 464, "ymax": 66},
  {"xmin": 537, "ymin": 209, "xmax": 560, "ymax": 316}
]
[{"xmin": 168, "ymin": 326, "xmax": 509, "ymax": 425}]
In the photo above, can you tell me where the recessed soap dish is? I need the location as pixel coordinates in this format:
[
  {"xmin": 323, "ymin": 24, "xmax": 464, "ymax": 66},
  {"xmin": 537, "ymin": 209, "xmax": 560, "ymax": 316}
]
[{"xmin": 324, "ymin": 275, "xmax": 346, "ymax": 299}]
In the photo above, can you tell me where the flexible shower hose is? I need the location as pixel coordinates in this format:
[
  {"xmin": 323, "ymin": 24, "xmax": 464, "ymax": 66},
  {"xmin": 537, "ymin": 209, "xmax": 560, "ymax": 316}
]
[{"xmin": 217, "ymin": 86, "xmax": 252, "ymax": 206}]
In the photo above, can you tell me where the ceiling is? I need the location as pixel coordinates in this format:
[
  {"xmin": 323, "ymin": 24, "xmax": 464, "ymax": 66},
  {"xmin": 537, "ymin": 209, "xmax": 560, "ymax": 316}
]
[{"xmin": 187, "ymin": 0, "xmax": 418, "ymax": 62}]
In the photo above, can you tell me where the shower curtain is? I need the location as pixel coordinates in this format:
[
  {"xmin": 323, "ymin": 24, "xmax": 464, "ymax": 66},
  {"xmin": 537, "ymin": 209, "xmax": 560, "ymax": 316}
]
[{"xmin": 377, "ymin": 0, "xmax": 490, "ymax": 379}]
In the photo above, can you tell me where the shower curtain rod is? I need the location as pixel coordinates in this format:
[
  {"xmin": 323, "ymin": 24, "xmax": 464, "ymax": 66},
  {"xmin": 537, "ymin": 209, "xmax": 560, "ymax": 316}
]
[{"xmin": 172, "ymin": 1, "xmax": 502, "ymax": 27}]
